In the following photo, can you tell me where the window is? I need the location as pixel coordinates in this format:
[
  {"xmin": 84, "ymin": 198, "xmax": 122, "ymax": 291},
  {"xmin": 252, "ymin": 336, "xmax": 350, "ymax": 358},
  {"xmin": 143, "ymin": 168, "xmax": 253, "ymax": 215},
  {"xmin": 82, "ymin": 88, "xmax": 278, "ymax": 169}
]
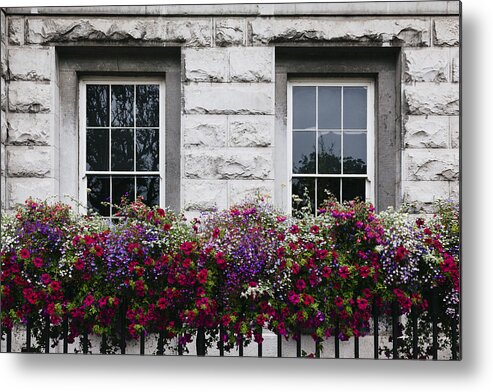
[
  {"xmin": 288, "ymin": 80, "xmax": 374, "ymax": 215},
  {"xmin": 79, "ymin": 78, "xmax": 165, "ymax": 217}
]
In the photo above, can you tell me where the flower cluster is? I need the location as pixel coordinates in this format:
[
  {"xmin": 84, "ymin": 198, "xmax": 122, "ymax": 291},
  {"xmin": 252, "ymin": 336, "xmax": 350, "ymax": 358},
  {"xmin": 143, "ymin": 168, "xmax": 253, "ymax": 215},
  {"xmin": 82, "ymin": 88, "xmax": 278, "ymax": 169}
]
[{"xmin": 1, "ymin": 197, "xmax": 460, "ymax": 358}]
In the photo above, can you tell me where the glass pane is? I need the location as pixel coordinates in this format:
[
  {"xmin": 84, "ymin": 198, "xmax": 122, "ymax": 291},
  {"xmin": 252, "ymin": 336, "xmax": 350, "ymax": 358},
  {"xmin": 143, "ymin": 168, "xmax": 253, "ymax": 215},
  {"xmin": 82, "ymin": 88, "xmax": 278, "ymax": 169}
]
[
  {"xmin": 343, "ymin": 87, "xmax": 367, "ymax": 129},
  {"xmin": 111, "ymin": 129, "xmax": 134, "ymax": 171},
  {"xmin": 112, "ymin": 176, "xmax": 135, "ymax": 205},
  {"xmin": 292, "ymin": 177, "xmax": 315, "ymax": 215},
  {"xmin": 86, "ymin": 129, "xmax": 109, "ymax": 171},
  {"xmin": 293, "ymin": 86, "xmax": 316, "ymax": 130},
  {"xmin": 87, "ymin": 175, "xmax": 110, "ymax": 216},
  {"xmin": 342, "ymin": 178, "xmax": 366, "ymax": 202},
  {"xmin": 86, "ymin": 85, "xmax": 109, "ymax": 127},
  {"xmin": 136, "ymin": 85, "xmax": 160, "ymax": 127},
  {"xmin": 318, "ymin": 177, "xmax": 340, "ymax": 207},
  {"xmin": 111, "ymin": 85, "xmax": 134, "ymax": 127},
  {"xmin": 136, "ymin": 129, "xmax": 159, "ymax": 172},
  {"xmin": 343, "ymin": 131, "xmax": 367, "ymax": 174},
  {"xmin": 318, "ymin": 131, "xmax": 341, "ymax": 174},
  {"xmin": 318, "ymin": 86, "xmax": 341, "ymax": 129},
  {"xmin": 292, "ymin": 131, "xmax": 316, "ymax": 174},
  {"xmin": 137, "ymin": 176, "xmax": 160, "ymax": 206}
]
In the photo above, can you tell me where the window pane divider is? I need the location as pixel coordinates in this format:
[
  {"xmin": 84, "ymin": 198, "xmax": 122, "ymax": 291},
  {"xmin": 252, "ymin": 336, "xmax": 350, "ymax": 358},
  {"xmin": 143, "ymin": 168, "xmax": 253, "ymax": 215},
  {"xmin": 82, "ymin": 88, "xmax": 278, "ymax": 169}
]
[
  {"xmin": 292, "ymin": 174, "xmax": 368, "ymax": 178},
  {"xmin": 86, "ymin": 171, "xmax": 161, "ymax": 176}
]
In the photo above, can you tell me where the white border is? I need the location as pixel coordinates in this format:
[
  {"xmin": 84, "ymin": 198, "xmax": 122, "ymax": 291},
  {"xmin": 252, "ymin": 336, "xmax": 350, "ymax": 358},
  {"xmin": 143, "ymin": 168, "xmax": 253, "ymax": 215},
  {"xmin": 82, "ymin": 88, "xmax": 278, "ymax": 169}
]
[
  {"xmin": 78, "ymin": 77, "xmax": 166, "ymax": 216},
  {"xmin": 287, "ymin": 78, "xmax": 375, "ymax": 214}
]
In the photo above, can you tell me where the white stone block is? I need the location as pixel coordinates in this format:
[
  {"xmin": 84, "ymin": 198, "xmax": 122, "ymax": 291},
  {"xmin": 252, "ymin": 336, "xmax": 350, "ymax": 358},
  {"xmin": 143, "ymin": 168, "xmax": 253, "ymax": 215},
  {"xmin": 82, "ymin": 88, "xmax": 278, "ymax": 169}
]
[
  {"xmin": 450, "ymin": 116, "xmax": 460, "ymax": 149},
  {"xmin": 215, "ymin": 18, "xmax": 244, "ymax": 46},
  {"xmin": 451, "ymin": 48, "xmax": 460, "ymax": 83},
  {"xmin": 182, "ymin": 115, "xmax": 227, "ymax": 147},
  {"xmin": 403, "ymin": 49, "xmax": 449, "ymax": 83},
  {"xmin": 0, "ymin": 41, "xmax": 6, "ymax": 79},
  {"xmin": 1, "ymin": 77, "xmax": 5, "ymax": 112},
  {"xmin": 184, "ymin": 48, "xmax": 229, "ymax": 82},
  {"xmin": 433, "ymin": 17, "xmax": 459, "ymax": 46},
  {"xmin": 250, "ymin": 17, "xmax": 430, "ymax": 46},
  {"xmin": 404, "ymin": 83, "xmax": 459, "ymax": 115},
  {"xmin": 8, "ymin": 17, "xmax": 24, "ymax": 45},
  {"xmin": 184, "ymin": 83, "xmax": 274, "ymax": 115},
  {"xmin": 184, "ymin": 148, "xmax": 273, "ymax": 180},
  {"xmin": 26, "ymin": 17, "xmax": 212, "ymax": 47},
  {"xmin": 0, "ymin": 143, "xmax": 5, "ymax": 176},
  {"xmin": 8, "ymin": 47, "xmax": 54, "ymax": 81},
  {"xmin": 229, "ymin": 47, "xmax": 274, "ymax": 82},
  {"xmin": 1, "ymin": 175, "xmax": 5, "ymax": 210},
  {"xmin": 404, "ymin": 115, "xmax": 449, "ymax": 148},
  {"xmin": 402, "ymin": 180, "xmax": 450, "ymax": 204},
  {"xmin": 403, "ymin": 149, "xmax": 459, "ymax": 181},
  {"xmin": 0, "ymin": 110, "xmax": 6, "ymax": 144},
  {"xmin": 229, "ymin": 115, "xmax": 274, "ymax": 147},
  {"xmin": 7, "ymin": 146, "xmax": 54, "ymax": 177},
  {"xmin": 8, "ymin": 177, "xmax": 57, "ymax": 208},
  {"xmin": 8, "ymin": 81, "xmax": 52, "ymax": 113},
  {"xmin": 449, "ymin": 181, "xmax": 459, "ymax": 202},
  {"xmin": 182, "ymin": 179, "xmax": 228, "ymax": 211},
  {"xmin": 7, "ymin": 113, "xmax": 53, "ymax": 145},
  {"xmin": 229, "ymin": 180, "xmax": 274, "ymax": 206}
]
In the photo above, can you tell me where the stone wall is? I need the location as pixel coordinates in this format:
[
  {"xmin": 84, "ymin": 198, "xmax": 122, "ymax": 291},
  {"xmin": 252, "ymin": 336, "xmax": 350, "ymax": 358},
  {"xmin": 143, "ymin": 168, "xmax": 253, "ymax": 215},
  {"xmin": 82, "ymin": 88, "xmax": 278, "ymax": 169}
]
[{"xmin": 0, "ymin": 2, "xmax": 460, "ymax": 214}]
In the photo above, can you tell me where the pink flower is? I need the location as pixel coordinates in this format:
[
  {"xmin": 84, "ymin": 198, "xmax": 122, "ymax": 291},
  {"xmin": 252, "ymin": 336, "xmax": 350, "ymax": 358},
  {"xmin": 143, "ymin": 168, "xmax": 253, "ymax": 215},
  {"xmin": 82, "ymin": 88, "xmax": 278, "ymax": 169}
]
[
  {"xmin": 295, "ymin": 279, "xmax": 306, "ymax": 291},
  {"xmin": 289, "ymin": 225, "xmax": 299, "ymax": 234},
  {"xmin": 310, "ymin": 225, "xmax": 320, "ymax": 235},
  {"xmin": 33, "ymin": 257, "xmax": 43, "ymax": 268},
  {"xmin": 288, "ymin": 291, "xmax": 300, "ymax": 304},
  {"xmin": 197, "ymin": 269, "xmax": 208, "ymax": 284},
  {"xmin": 84, "ymin": 295, "xmax": 94, "ymax": 307},
  {"xmin": 50, "ymin": 281, "xmax": 61, "ymax": 291},
  {"xmin": 335, "ymin": 296, "xmax": 344, "ymax": 308},
  {"xmin": 291, "ymin": 263, "xmax": 300, "ymax": 275},
  {"xmin": 359, "ymin": 265, "xmax": 371, "ymax": 278},
  {"xmin": 40, "ymin": 273, "xmax": 51, "ymax": 285},
  {"xmin": 339, "ymin": 266, "xmax": 350, "ymax": 279},
  {"xmin": 20, "ymin": 248, "xmax": 30, "ymax": 259},
  {"xmin": 356, "ymin": 298, "xmax": 369, "ymax": 311}
]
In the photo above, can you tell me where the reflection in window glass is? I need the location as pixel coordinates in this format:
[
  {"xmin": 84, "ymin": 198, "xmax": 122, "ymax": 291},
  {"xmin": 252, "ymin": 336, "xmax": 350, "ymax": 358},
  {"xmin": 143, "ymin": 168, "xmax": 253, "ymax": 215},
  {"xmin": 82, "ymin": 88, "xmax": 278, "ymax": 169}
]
[
  {"xmin": 317, "ymin": 177, "xmax": 340, "ymax": 207},
  {"xmin": 343, "ymin": 87, "xmax": 367, "ymax": 129},
  {"xmin": 293, "ymin": 86, "xmax": 316, "ymax": 130},
  {"xmin": 292, "ymin": 177, "xmax": 315, "ymax": 215},
  {"xmin": 343, "ymin": 131, "xmax": 367, "ymax": 174},
  {"xmin": 292, "ymin": 131, "xmax": 316, "ymax": 174},
  {"xmin": 318, "ymin": 86, "xmax": 341, "ymax": 129},
  {"xmin": 342, "ymin": 178, "xmax": 366, "ymax": 202},
  {"xmin": 318, "ymin": 131, "xmax": 341, "ymax": 174},
  {"xmin": 84, "ymin": 81, "xmax": 162, "ymax": 217}
]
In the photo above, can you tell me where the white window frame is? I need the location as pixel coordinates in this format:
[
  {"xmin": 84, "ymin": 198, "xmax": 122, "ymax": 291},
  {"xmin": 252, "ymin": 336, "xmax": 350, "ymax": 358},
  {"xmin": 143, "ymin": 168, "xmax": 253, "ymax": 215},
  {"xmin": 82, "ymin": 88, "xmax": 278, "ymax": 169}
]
[
  {"xmin": 78, "ymin": 76, "xmax": 166, "ymax": 216},
  {"xmin": 287, "ymin": 78, "xmax": 375, "ymax": 214}
]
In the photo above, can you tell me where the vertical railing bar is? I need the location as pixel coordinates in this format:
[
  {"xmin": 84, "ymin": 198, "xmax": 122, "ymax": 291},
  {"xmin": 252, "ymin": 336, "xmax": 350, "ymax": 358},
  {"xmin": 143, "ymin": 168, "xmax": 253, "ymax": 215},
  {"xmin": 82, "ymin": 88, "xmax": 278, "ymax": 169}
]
[
  {"xmin": 44, "ymin": 314, "xmax": 50, "ymax": 353},
  {"xmin": 238, "ymin": 334, "xmax": 243, "ymax": 357},
  {"xmin": 315, "ymin": 338, "xmax": 321, "ymax": 358},
  {"xmin": 178, "ymin": 335, "xmax": 183, "ymax": 356},
  {"xmin": 26, "ymin": 319, "xmax": 31, "ymax": 353},
  {"xmin": 219, "ymin": 326, "xmax": 224, "ymax": 357},
  {"xmin": 83, "ymin": 331, "xmax": 89, "ymax": 354},
  {"xmin": 373, "ymin": 303, "xmax": 379, "ymax": 359},
  {"xmin": 120, "ymin": 302, "xmax": 126, "ymax": 355},
  {"xmin": 101, "ymin": 334, "xmax": 107, "ymax": 354},
  {"xmin": 257, "ymin": 328, "xmax": 262, "ymax": 358},
  {"xmin": 432, "ymin": 290, "xmax": 438, "ymax": 360},
  {"xmin": 63, "ymin": 315, "xmax": 68, "ymax": 354},
  {"xmin": 412, "ymin": 305, "xmax": 418, "ymax": 359},
  {"xmin": 296, "ymin": 331, "xmax": 301, "ymax": 358},
  {"xmin": 392, "ymin": 300, "xmax": 399, "ymax": 360},
  {"xmin": 196, "ymin": 327, "xmax": 206, "ymax": 356},
  {"xmin": 277, "ymin": 333, "xmax": 282, "ymax": 358},
  {"xmin": 451, "ymin": 317, "xmax": 458, "ymax": 360},
  {"xmin": 140, "ymin": 330, "xmax": 145, "ymax": 355},
  {"xmin": 335, "ymin": 318, "xmax": 340, "ymax": 359},
  {"xmin": 6, "ymin": 329, "xmax": 12, "ymax": 353},
  {"xmin": 354, "ymin": 336, "xmax": 359, "ymax": 359},
  {"xmin": 157, "ymin": 331, "xmax": 164, "ymax": 356}
]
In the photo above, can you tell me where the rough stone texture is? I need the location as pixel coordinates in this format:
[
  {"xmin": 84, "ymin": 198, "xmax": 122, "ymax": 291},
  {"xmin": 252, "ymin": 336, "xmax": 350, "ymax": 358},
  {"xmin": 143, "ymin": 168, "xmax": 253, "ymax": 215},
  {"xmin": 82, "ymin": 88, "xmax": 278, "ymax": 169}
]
[
  {"xmin": 8, "ymin": 17, "xmax": 24, "ymax": 45},
  {"xmin": 182, "ymin": 115, "xmax": 227, "ymax": 147},
  {"xmin": 451, "ymin": 48, "xmax": 460, "ymax": 83},
  {"xmin": 449, "ymin": 181, "xmax": 459, "ymax": 202},
  {"xmin": 229, "ymin": 180, "xmax": 274, "ymax": 205},
  {"xmin": 26, "ymin": 17, "xmax": 212, "ymax": 46},
  {"xmin": 250, "ymin": 17, "xmax": 430, "ymax": 46},
  {"xmin": 184, "ymin": 148, "xmax": 273, "ymax": 179},
  {"xmin": 403, "ymin": 49, "xmax": 449, "ymax": 83},
  {"xmin": 0, "ymin": 41, "xmax": 6, "ymax": 79},
  {"xmin": 229, "ymin": 115, "xmax": 273, "ymax": 147},
  {"xmin": 402, "ymin": 180, "xmax": 450, "ymax": 203},
  {"xmin": 404, "ymin": 83, "xmax": 459, "ymax": 115},
  {"xmin": 0, "ymin": 110, "xmax": 6, "ymax": 144},
  {"xmin": 433, "ymin": 17, "xmax": 459, "ymax": 46},
  {"xmin": 182, "ymin": 179, "xmax": 228, "ymax": 211},
  {"xmin": 8, "ymin": 81, "xmax": 52, "ymax": 113},
  {"xmin": 0, "ymin": 175, "xmax": 5, "ymax": 210},
  {"xmin": 450, "ymin": 115, "xmax": 459, "ymax": 148},
  {"xmin": 7, "ymin": 146, "xmax": 53, "ymax": 177},
  {"xmin": 7, "ymin": 113, "xmax": 52, "ymax": 145},
  {"xmin": 404, "ymin": 115, "xmax": 449, "ymax": 148},
  {"xmin": 215, "ymin": 18, "xmax": 244, "ymax": 46},
  {"xmin": 1, "ymin": 76, "xmax": 5, "ymax": 111},
  {"xmin": 184, "ymin": 83, "xmax": 274, "ymax": 115},
  {"xmin": 8, "ymin": 48, "xmax": 54, "ymax": 81},
  {"xmin": 184, "ymin": 49, "xmax": 228, "ymax": 82},
  {"xmin": 0, "ymin": 143, "xmax": 5, "ymax": 176},
  {"xmin": 1, "ymin": 10, "xmax": 5, "ymax": 44},
  {"xmin": 8, "ymin": 177, "xmax": 57, "ymax": 208},
  {"xmin": 229, "ymin": 47, "xmax": 273, "ymax": 82},
  {"xmin": 403, "ymin": 149, "xmax": 459, "ymax": 181}
]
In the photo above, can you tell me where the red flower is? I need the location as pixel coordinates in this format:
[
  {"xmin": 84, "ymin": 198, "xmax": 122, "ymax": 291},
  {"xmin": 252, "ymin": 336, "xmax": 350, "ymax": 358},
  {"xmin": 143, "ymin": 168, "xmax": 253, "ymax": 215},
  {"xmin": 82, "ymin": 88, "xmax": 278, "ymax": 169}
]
[
  {"xmin": 359, "ymin": 265, "xmax": 371, "ymax": 278},
  {"xmin": 339, "ymin": 266, "xmax": 350, "ymax": 279},
  {"xmin": 335, "ymin": 296, "xmax": 344, "ymax": 308},
  {"xmin": 40, "ymin": 274, "xmax": 51, "ymax": 285},
  {"xmin": 180, "ymin": 242, "xmax": 195, "ymax": 255},
  {"xmin": 288, "ymin": 291, "xmax": 300, "ymax": 304},
  {"xmin": 74, "ymin": 258, "xmax": 84, "ymax": 270},
  {"xmin": 50, "ymin": 281, "xmax": 61, "ymax": 291},
  {"xmin": 182, "ymin": 258, "xmax": 192, "ymax": 268},
  {"xmin": 289, "ymin": 225, "xmax": 299, "ymax": 234},
  {"xmin": 303, "ymin": 294, "xmax": 315, "ymax": 306},
  {"xmin": 93, "ymin": 245, "xmax": 104, "ymax": 257},
  {"xmin": 356, "ymin": 298, "xmax": 369, "ymax": 310},
  {"xmin": 291, "ymin": 263, "xmax": 300, "ymax": 275},
  {"xmin": 33, "ymin": 257, "xmax": 43, "ymax": 268},
  {"xmin": 163, "ymin": 223, "xmax": 171, "ymax": 231},
  {"xmin": 295, "ymin": 279, "xmax": 306, "ymax": 291},
  {"xmin": 212, "ymin": 227, "xmax": 220, "ymax": 239},
  {"xmin": 157, "ymin": 297, "xmax": 167, "ymax": 310},
  {"xmin": 322, "ymin": 266, "xmax": 332, "ymax": 278},
  {"xmin": 395, "ymin": 246, "xmax": 408, "ymax": 262},
  {"xmin": 310, "ymin": 225, "xmax": 320, "ymax": 235},
  {"xmin": 84, "ymin": 295, "xmax": 94, "ymax": 307},
  {"xmin": 20, "ymin": 248, "xmax": 30, "ymax": 259},
  {"xmin": 197, "ymin": 269, "xmax": 208, "ymax": 284},
  {"xmin": 216, "ymin": 252, "xmax": 226, "ymax": 269}
]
